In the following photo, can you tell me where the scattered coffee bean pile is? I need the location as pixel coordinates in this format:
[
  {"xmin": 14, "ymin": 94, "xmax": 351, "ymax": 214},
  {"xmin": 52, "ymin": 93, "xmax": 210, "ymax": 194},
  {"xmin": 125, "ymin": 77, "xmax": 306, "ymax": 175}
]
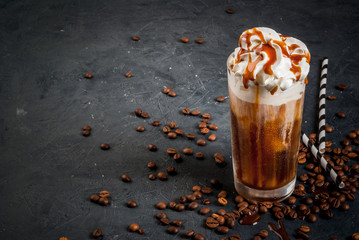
[{"xmin": 90, "ymin": 190, "xmax": 111, "ymax": 206}]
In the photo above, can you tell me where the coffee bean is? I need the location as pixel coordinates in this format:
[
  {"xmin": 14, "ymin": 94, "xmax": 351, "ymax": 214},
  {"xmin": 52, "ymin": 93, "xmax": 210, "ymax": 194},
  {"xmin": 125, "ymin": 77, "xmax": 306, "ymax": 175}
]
[
  {"xmin": 99, "ymin": 190, "xmax": 110, "ymax": 198},
  {"xmin": 168, "ymin": 121, "xmax": 176, "ymax": 129},
  {"xmin": 129, "ymin": 223, "xmax": 140, "ymax": 232},
  {"xmin": 337, "ymin": 111, "xmax": 346, "ymax": 118},
  {"xmin": 201, "ymin": 128, "xmax": 210, "ymax": 134},
  {"xmin": 131, "ymin": 35, "xmax": 140, "ymax": 41},
  {"xmin": 168, "ymin": 201, "xmax": 177, "ymax": 209},
  {"xmin": 201, "ymin": 187, "xmax": 212, "ymax": 194},
  {"xmin": 288, "ymin": 211, "xmax": 298, "ymax": 219},
  {"xmin": 193, "ymin": 37, "xmax": 204, "ymax": 44},
  {"xmin": 218, "ymin": 197, "xmax": 228, "ymax": 206},
  {"xmin": 127, "ymin": 200, "xmax": 137, "ymax": 208},
  {"xmin": 147, "ymin": 161, "xmax": 156, "ymax": 169},
  {"xmin": 307, "ymin": 213, "xmax": 317, "ymax": 223},
  {"xmin": 341, "ymin": 203, "xmax": 350, "ymax": 211},
  {"xmin": 167, "ymin": 226, "xmax": 179, "ymax": 234},
  {"xmin": 216, "ymin": 96, "xmax": 226, "ymax": 102},
  {"xmin": 100, "ymin": 143, "xmax": 110, "ymax": 150},
  {"xmin": 168, "ymin": 90, "xmax": 176, "ymax": 97},
  {"xmin": 151, "ymin": 120, "xmax": 160, "ymax": 126},
  {"xmin": 195, "ymin": 152, "xmax": 204, "ymax": 159},
  {"xmin": 92, "ymin": 228, "xmax": 102, "ymax": 238},
  {"xmin": 208, "ymin": 134, "xmax": 216, "ymax": 141},
  {"xmin": 192, "ymin": 185, "xmax": 201, "ymax": 192},
  {"xmin": 199, "ymin": 207, "xmax": 211, "ymax": 215},
  {"xmin": 226, "ymin": 8, "xmax": 234, "ymax": 14},
  {"xmin": 181, "ymin": 37, "xmax": 189, "ymax": 43},
  {"xmin": 173, "ymin": 153, "xmax": 182, "ymax": 161},
  {"xmin": 217, "ymin": 226, "xmax": 230, "ymax": 234},
  {"xmin": 206, "ymin": 217, "xmax": 219, "ymax": 228},
  {"xmin": 191, "ymin": 110, "xmax": 201, "ymax": 116},
  {"xmin": 140, "ymin": 112, "xmax": 149, "ymax": 118},
  {"xmin": 197, "ymin": 139, "xmax": 206, "ymax": 146},
  {"xmin": 311, "ymin": 205, "xmax": 320, "ymax": 214},
  {"xmin": 217, "ymin": 190, "xmax": 227, "ymax": 198},
  {"xmin": 98, "ymin": 197, "xmax": 109, "ymax": 206},
  {"xmin": 229, "ymin": 234, "xmax": 242, "ymax": 240},
  {"xmin": 163, "ymin": 87, "xmax": 171, "ymax": 94},
  {"xmin": 125, "ymin": 72, "xmax": 132, "ymax": 78},
  {"xmin": 171, "ymin": 219, "xmax": 183, "ymax": 227},
  {"xmin": 253, "ymin": 236, "xmax": 261, "ymax": 240},
  {"xmin": 259, "ymin": 205, "xmax": 268, "ymax": 213},
  {"xmin": 352, "ymin": 233, "xmax": 359, "ymax": 240},
  {"xmin": 327, "ymin": 95, "xmax": 337, "ymax": 100},
  {"xmin": 274, "ymin": 211, "xmax": 284, "ymax": 219},
  {"xmin": 147, "ymin": 144, "xmax": 158, "ymax": 151},
  {"xmin": 121, "ymin": 174, "xmax": 131, "ymax": 182},
  {"xmin": 174, "ymin": 129, "xmax": 183, "ymax": 135},
  {"xmin": 148, "ymin": 173, "xmax": 156, "ymax": 180},
  {"xmin": 162, "ymin": 126, "xmax": 171, "ymax": 133},
  {"xmin": 175, "ymin": 203, "xmax": 185, "ymax": 211},
  {"xmin": 84, "ymin": 72, "xmax": 93, "ymax": 79},
  {"xmin": 287, "ymin": 196, "xmax": 296, "ymax": 205},
  {"xmin": 188, "ymin": 201, "xmax": 199, "ymax": 210},
  {"xmin": 198, "ymin": 122, "xmax": 207, "ymax": 129},
  {"xmin": 136, "ymin": 125, "xmax": 145, "ymax": 132},
  {"xmin": 184, "ymin": 230, "xmax": 195, "ymax": 238},
  {"xmin": 156, "ymin": 212, "xmax": 167, "ymax": 219},
  {"xmin": 336, "ymin": 83, "xmax": 347, "ymax": 90},
  {"xmin": 298, "ymin": 225, "xmax": 310, "ymax": 233},
  {"xmin": 255, "ymin": 230, "xmax": 268, "ymax": 239},
  {"xmin": 168, "ymin": 132, "xmax": 177, "ymax": 139},
  {"xmin": 186, "ymin": 133, "xmax": 196, "ymax": 139},
  {"xmin": 194, "ymin": 233, "xmax": 205, "ymax": 240},
  {"xmin": 166, "ymin": 166, "xmax": 176, "ymax": 175},
  {"xmin": 203, "ymin": 199, "xmax": 211, "ymax": 205},
  {"xmin": 187, "ymin": 194, "xmax": 196, "ymax": 202},
  {"xmin": 156, "ymin": 201, "xmax": 167, "ymax": 210},
  {"xmin": 182, "ymin": 107, "xmax": 191, "ymax": 115},
  {"xmin": 324, "ymin": 209, "xmax": 334, "ymax": 218},
  {"xmin": 202, "ymin": 113, "xmax": 211, "ymax": 119},
  {"xmin": 324, "ymin": 125, "xmax": 333, "ymax": 133},
  {"xmin": 157, "ymin": 172, "xmax": 167, "ymax": 181},
  {"xmin": 90, "ymin": 194, "xmax": 100, "ymax": 202},
  {"xmin": 297, "ymin": 230, "xmax": 310, "ymax": 240},
  {"xmin": 134, "ymin": 108, "xmax": 142, "ymax": 116},
  {"xmin": 214, "ymin": 153, "xmax": 225, "ymax": 164},
  {"xmin": 183, "ymin": 148, "xmax": 193, "ymax": 155},
  {"xmin": 82, "ymin": 129, "xmax": 91, "ymax": 136}
]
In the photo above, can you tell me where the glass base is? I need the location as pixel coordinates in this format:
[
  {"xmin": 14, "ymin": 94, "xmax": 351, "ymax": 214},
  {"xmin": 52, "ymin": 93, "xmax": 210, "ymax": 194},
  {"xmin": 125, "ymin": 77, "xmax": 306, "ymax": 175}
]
[{"xmin": 234, "ymin": 177, "xmax": 296, "ymax": 202}]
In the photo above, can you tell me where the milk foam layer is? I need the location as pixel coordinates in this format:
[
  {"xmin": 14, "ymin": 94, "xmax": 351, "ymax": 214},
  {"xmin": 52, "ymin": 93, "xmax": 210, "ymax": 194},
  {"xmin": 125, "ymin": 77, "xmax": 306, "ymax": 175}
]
[
  {"xmin": 228, "ymin": 53, "xmax": 305, "ymax": 106},
  {"xmin": 229, "ymin": 27, "xmax": 310, "ymax": 93}
]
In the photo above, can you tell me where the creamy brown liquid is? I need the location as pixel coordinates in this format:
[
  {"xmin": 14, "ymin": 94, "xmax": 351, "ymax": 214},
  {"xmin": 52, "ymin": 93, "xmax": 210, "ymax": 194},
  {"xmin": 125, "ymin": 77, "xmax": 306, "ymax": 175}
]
[{"xmin": 229, "ymin": 86, "xmax": 304, "ymax": 190}]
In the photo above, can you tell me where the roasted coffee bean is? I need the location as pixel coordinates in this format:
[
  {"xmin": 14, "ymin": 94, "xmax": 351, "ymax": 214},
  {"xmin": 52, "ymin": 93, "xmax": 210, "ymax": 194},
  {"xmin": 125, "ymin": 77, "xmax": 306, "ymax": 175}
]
[
  {"xmin": 136, "ymin": 126, "xmax": 145, "ymax": 132},
  {"xmin": 175, "ymin": 129, "xmax": 184, "ymax": 135},
  {"xmin": 168, "ymin": 132, "xmax": 177, "ymax": 139},
  {"xmin": 202, "ymin": 113, "xmax": 211, "ymax": 119},
  {"xmin": 187, "ymin": 194, "xmax": 197, "ymax": 202},
  {"xmin": 298, "ymin": 225, "xmax": 310, "ymax": 233},
  {"xmin": 168, "ymin": 201, "xmax": 177, "ymax": 209},
  {"xmin": 163, "ymin": 87, "xmax": 171, "ymax": 94},
  {"xmin": 92, "ymin": 228, "xmax": 102, "ymax": 238},
  {"xmin": 212, "ymin": 213, "xmax": 226, "ymax": 225},
  {"xmin": 198, "ymin": 122, "xmax": 207, "ymax": 129},
  {"xmin": 125, "ymin": 72, "xmax": 132, "ymax": 78},
  {"xmin": 253, "ymin": 236, "xmax": 261, "ymax": 240},
  {"xmin": 206, "ymin": 217, "xmax": 219, "ymax": 228},
  {"xmin": 183, "ymin": 148, "xmax": 193, "ymax": 155},
  {"xmin": 194, "ymin": 191, "xmax": 203, "ymax": 199},
  {"xmin": 217, "ymin": 226, "xmax": 230, "ymax": 234},
  {"xmin": 324, "ymin": 125, "xmax": 333, "ymax": 133},
  {"xmin": 349, "ymin": 132, "xmax": 357, "ymax": 139},
  {"xmin": 226, "ymin": 8, "xmax": 234, "ymax": 14},
  {"xmin": 100, "ymin": 143, "xmax": 110, "ymax": 150},
  {"xmin": 297, "ymin": 230, "xmax": 310, "ymax": 240},
  {"xmin": 341, "ymin": 203, "xmax": 350, "ymax": 211},
  {"xmin": 199, "ymin": 207, "xmax": 211, "ymax": 215},
  {"xmin": 196, "ymin": 38, "xmax": 204, "ymax": 44},
  {"xmin": 148, "ymin": 173, "xmax": 156, "ymax": 180},
  {"xmin": 171, "ymin": 219, "xmax": 183, "ymax": 227},
  {"xmin": 182, "ymin": 107, "xmax": 191, "ymax": 115},
  {"xmin": 216, "ymin": 96, "xmax": 226, "ymax": 102},
  {"xmin": 178, "ymin": 195, "xmax": 188, "ymax": 204},
  {"xmin": 331, "ymin": 198, "xmax": 341, "ymax": 208},
  {"xmin": 201, "ymin": 128, "xmax": 210, "ymax": 134},
  {"xmin": 121, "ymin": 174, "xmax": 131, "ymax": 182},
  {"xmin": 168, "ymin": 90, "xmax": 177, "ymax": 97},
  {"xmin": 282, "ymin": 206, "xmax": 291, "ymax": 215},
  {"xmin": 166, "ymin": 166, "xmax": 176, "ymax": 175},
  {"xmin": 186, "ymin": 133, "xmax": 196, "ymax": 139},
  {"xmin": 163, "ymin": 126, "xmax": 171, "ymax": 133},
  {"xmin": 337, "ymin": 111, "xmax": 346, "ymax": 118},
  {"xmin": 181, "ymin": 37, "xmax": 189, "ymax": 43},
  {"xmin": 214, "ymin": 153, "xmax": 225, "ymax": 164},
  {"xmin": 167, "ymin": 226, "xmax": 179, "ymax": 234},
  {"xmin": 324, "ymin": 209, "xmax": 333, "ymax": 218},
  {"xmin": 147, "ymin": 161, "xmax": 156, "ymax": 169},
  {"xmin": 195, "ymin": 152, "xmax": 204, "ymax": 159},
  {"xmin": 167, "ymin": 148, "xmax": 177, "ymax": 155},
  {"xmin": 257, "ymin": 229, "xmax": 269, "ymax": 238},
  {"xmin": 157, "ymin": 172, "xmax": 167, "ymax": 181},
  {"xmin": 82, "ymin": 129, "xmax": 91, "ymax": 136},
  {"xmin": 259, "ymin": 205, "xmax": 268, "ymax": 213},
  {"xmin": 342, "ymin": 138, "xmax": 351, "ymax": 146},
  {"xmin": 131, "ymin": 35, "xmax": 140, "ymax": 41},
  {"xmin": 141, "ymin": 112, "xmax": 149, "ymax": 118},
  {"xmin": 217, "ymin": 209, "xmax": 226, "ymax": 216},
  {"xmin": 134, "ymin": 108, "xmax": 142, "ymax": 116},
  {"xmin": 168, "ymin": 121, "xmax": 176, "ymax": 129},
  {"xmin": 156, "ymin": 212, "xmax": 167, "ymax": 219},
  {"xmin": 184, "ymin": 230, "xmax": 195, "ymax": 238},
  {"xmin": 90, "ymin": 194, "xmax": 100, "ymax": 202},
  {"xmin": 192, "ymin": 186, "xmax": 201, "ymax": 192},
  {"xmin": 307, "ymin": 214, "xmax": 317, "ymax": 223},
  {"xmin": 194, "ymin": 233, "xmax": 205, "ymax": 240},
  {"xmin": 299, "ymin": 174, "xmax": 309, "ymax": 182},
  {"xmin": 147, "ymin": 144, "xmax": 158, "ymax": 151},
  {"xmin": 191, "ymin": 110, "xmax": 201, "ymax": 116},
  {"xmin": 327, "ymin": 96, "xmax": 337, "ymax": 100},
  {"xmin": 287, "ymin": 196, "xmax": 296, "ymax": 205},
  {"xmin": 311, "ymin": 205, "xmax": 320, "ymax": 214},
  {"xmin": 352, "ymin": 233, "xmax": 359, "ymax": 240},
  {"xmin": 99, "ymin": 190, "xmax": 110, "ymax": 198},
  {"xmin": 320, "ymin": 202, "xmax": 330, "ymax": 211},
  {"xmin": 208, "ymin": 134, "xmax": 216, "ymax": 141},
  {"xmin": 201, "ymin": 187, "xmax": 212, "ymax": 194},
  {"xmin": 84, "ymin": 72, "xmax": 93, "ymax": 79},
  {"xmin": 138, "ymin": 229, "xmax": 144, "ymax": 235},
  {"xmin": 156, "ymin": 201, "xmax": 167, "ymax": 210},
  {"xmin": 218, "ymin": 197, "xmax": 228, "ymax": 206},
  {"xmin": 151, "ymin": 120, "xmax": 160, "ymax": 126},
  {"xmin": 303, "ymin": 197, "xmax": 313, "ymax": 205},
  {"xmin": 202, "ymin": 118, "xmax": 210, "ymax": 124},
  {"xmin": 288, "ymin": 211, "xmax": 298, "ymax": 219},
  {"xmin": 229, "ymin": 234, "xmax": 242, "ymax": 240},
  {"xmin": 175, "ymin": 204, "xmax": 185, "ymax": 211},
  {"xmin": 129, "ymin": 223, "xmax": 140, "ymax": 232},
  {"xmin": 234, "ymin": 195, "xmax": 244, "ymax": 203},
  {"xmin": 275, "ymin": 211, "xmax": 284, "ymax": 219},
  {"xmin": 126, "ymin": 200, "xmax": 137, "ymax": 208},
  {"xmin": 217, "ymin": 190, "xmax": 227, "ymax": 198},
  {"xmin": 188, "ymin": 201, "xmax": 199, "ymax": 210},
  {"xmin": 98, "ymin": 197, "xmax": 109, "ymax": 206},
  {"xmin": 203, "ymin": 199, "xmax": 211, "ymax": 205},
  {"xmin": 336, "ymin": 83, "xmax": 347, "ymax": 90}
]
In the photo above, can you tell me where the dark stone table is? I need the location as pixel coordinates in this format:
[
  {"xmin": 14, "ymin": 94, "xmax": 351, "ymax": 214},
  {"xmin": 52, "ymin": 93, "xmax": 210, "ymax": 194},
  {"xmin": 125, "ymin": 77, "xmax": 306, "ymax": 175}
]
[{"xmin": 0, "ymin": 0, "xmax": 358, "ymax": 239}]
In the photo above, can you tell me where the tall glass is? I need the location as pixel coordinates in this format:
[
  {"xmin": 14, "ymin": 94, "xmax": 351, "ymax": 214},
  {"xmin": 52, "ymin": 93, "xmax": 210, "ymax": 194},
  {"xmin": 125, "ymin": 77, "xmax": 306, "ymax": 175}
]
[{"xmin": 227, "ymin": 52, "xmax": 306, "ymax": 202}]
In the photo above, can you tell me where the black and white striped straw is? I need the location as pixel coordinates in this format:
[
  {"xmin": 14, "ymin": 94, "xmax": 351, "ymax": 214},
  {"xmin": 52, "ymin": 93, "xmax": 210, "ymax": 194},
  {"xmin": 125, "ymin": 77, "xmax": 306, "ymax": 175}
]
[
  {"xmin": 301, "ymin": 132, "xmax": 344, "ymax": 188},
  {"xmin": 318, "ymin": 57, "xmax": 328, "ymax": 153}
]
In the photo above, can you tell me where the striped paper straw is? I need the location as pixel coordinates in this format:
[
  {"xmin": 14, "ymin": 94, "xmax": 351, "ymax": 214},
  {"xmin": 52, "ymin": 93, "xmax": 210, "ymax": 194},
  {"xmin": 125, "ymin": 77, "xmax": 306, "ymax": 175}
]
[
  {"xmin": 318, "ymin": 57, "xmax": 328, "ymax": 153},
  {"xmin": 302, "ymin": 132, "xmax": 344, "ymax": 188}
]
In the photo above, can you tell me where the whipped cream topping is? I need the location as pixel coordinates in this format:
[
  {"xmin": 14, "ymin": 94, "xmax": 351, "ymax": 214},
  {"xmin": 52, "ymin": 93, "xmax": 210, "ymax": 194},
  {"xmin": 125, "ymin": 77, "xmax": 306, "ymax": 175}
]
[{"xmin": 229, "ymin": 27, "xmax": 310, "ymax": 93}]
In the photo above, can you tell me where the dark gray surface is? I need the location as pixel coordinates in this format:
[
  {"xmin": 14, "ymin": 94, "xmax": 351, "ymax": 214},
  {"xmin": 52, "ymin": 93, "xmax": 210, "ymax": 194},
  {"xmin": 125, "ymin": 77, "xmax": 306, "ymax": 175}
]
[{"xmin": 0, "ymin": 0, "xmax": 358, "ymax": 239}]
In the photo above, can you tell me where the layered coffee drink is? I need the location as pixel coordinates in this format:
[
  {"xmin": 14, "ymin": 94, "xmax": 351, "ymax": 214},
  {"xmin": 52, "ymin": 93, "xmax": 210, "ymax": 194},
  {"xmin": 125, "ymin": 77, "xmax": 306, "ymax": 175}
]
[{"xmin": 227, "ymin": 27, "xmax": 311, "ymax": 201}]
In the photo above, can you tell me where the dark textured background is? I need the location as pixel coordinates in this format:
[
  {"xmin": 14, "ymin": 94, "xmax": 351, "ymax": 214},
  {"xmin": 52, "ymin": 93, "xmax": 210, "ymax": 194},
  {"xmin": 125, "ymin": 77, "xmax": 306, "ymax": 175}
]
[{"xmin": 0, "ymin": 0, "xmax": 358, "ymax": 239}]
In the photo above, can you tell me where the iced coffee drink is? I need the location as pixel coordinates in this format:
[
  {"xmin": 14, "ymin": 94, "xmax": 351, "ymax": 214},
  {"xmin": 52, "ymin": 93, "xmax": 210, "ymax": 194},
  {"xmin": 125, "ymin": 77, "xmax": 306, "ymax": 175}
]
[{"xmin": 227, "ymin": 27, "xmax": 310, "ymax": 201}]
